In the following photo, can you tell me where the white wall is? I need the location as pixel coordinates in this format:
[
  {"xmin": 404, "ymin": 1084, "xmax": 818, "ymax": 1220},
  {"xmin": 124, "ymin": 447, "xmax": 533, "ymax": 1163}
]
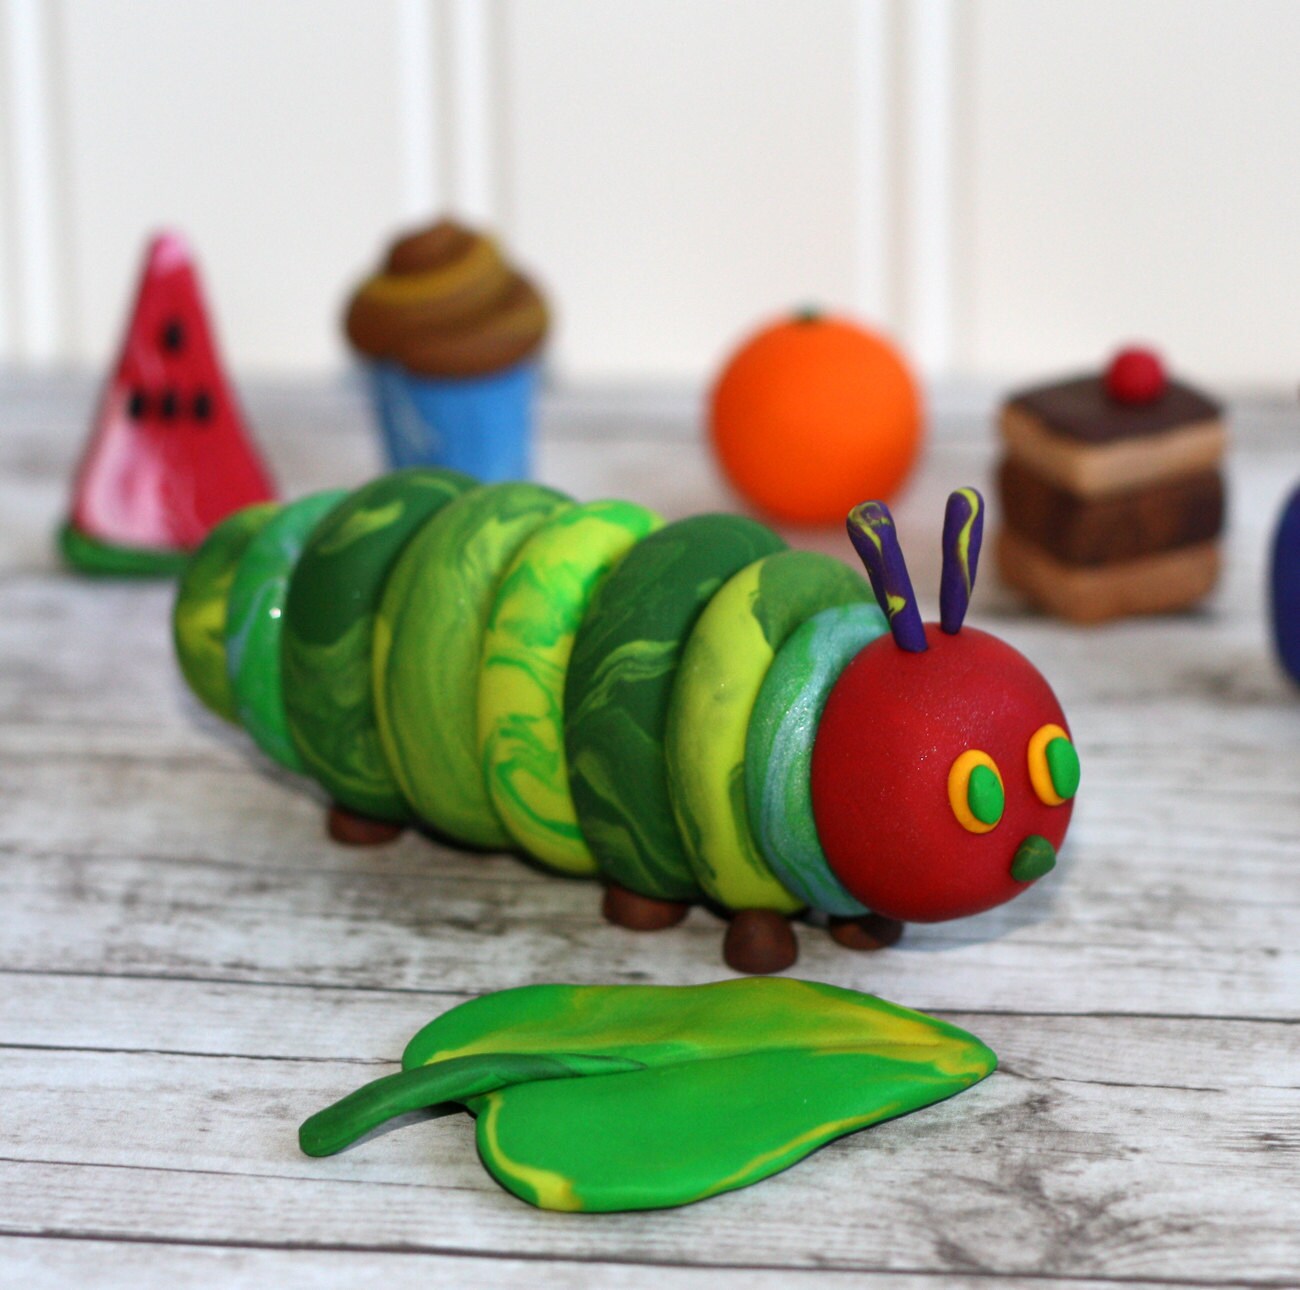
[
  {"xmin": 961, "ymin": 0, "xmax": 1300, "ymax": 390},
  {"xmin": 0, "ymin": 0, "xmax": 1296, "ymax": 388}
]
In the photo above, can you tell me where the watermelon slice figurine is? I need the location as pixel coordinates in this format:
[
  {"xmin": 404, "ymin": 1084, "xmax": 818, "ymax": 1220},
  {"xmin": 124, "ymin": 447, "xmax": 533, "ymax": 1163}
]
[{"xmin": 60, "ymin": 232, "xmax": 277, "ymax": 575}]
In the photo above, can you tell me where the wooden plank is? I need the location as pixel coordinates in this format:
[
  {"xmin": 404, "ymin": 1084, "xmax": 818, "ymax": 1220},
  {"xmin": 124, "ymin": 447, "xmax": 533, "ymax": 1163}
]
[
  {"xmin": 0, "ymin": 803, "xmax": 1292, "ymax": 1016},
  {"xmin": 1, "ymin": 1236, "xmax": 1220, "ymax": 1290},
  {"xmin": 0, "ymin": 1045, "xmax": 1294, "ymax": 1282},
  {"xmin": 2, "ymin": 972, "xmax": 1295, "ymax": 1084},
  {"xmin": 0, "ymin": 818, "xmax": 1292, "ymax": 1016}
]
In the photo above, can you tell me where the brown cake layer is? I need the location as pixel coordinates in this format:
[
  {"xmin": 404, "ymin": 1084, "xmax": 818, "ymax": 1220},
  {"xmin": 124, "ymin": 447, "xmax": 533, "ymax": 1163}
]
[
  {"xmin": 1000, "ymin": 404, "xmax": 1225, "ymax": 496},
  {"xmin": 998, "ymin": 458, "xmax": 1225, "ymax": 567},
  {"xmin": 1006, "ymin": 374, "xmax": 1221, "ymax": 445},
  {"xmin": 997, "ymin": 529, "xmax": 1219, "ymax": 624}
]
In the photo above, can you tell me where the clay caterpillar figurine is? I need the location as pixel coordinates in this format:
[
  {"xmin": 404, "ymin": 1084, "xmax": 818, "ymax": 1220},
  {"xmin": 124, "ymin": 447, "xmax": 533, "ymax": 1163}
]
[{"xmin": 173, "ymin": 470, "xmax": 1078, "ymax": 973}]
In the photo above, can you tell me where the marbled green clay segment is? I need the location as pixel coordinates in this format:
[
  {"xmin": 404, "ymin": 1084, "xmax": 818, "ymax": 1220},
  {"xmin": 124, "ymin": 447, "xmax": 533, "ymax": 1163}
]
[
  {"xmin": 564, "ymin": 516, "xmax": 786, "ymax": 901},
  {"xmin": 477, "ymin": 500, "xmax": 663, "ymax": 875},
  {"xmin": 667, "ymin": 550, "xmax": 872, "ymax": 913},
  {"xmin": 300, "ymin": 978, "xmax": 997, "ymax": 1213},
  {"xmin": 746, "ymin": 603, "xmax": 888, "ymax": 916},
  {"xmin": 374, "ymin": 482, "xmax": 571, "ymax": 848},
  {"xmin": 282, "ymin": 468, "xmax": 477, "ymax": 821},
  {"xmin": 224, "ymin": 489, "xmax": 349, "ymax": 772},
  {"xmin": 173, "ymin": 503, "xmax": 281, "ymax": 721},
  {"xmin": 59, "ymin": 522, "xmax": 189, "ymax": 578}
]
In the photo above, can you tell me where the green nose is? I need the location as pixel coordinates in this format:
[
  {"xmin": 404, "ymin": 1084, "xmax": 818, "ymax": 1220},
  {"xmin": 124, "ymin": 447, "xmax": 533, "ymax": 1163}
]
[{"xmin": 1011, "ymin": 835, "xmax": 1056, "ymax": 882}]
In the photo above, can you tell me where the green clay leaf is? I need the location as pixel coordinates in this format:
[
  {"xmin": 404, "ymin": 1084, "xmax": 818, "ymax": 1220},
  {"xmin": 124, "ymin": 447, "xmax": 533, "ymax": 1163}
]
[{"xmin": 302, "ymin": 979, "xmax": 996, "ymax": 1212}]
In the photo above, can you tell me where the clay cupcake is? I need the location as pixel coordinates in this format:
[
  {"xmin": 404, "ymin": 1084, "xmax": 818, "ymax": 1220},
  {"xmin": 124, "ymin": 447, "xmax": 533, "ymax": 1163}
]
[{"xmin": 344, "ymin": 219, "xmax": 549, "ymax": 480}]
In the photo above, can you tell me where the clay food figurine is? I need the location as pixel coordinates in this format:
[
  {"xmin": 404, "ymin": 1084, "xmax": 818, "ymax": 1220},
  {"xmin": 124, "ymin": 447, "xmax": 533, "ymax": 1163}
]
[
  {"xmin": 343, "ymin": 218, "xmax": 549, "ymax": 480},
  {"xmin": 709, "ymin": 309, "xmax": 922, "ymax": 524},
  {"xmin": 173, "ymin": 473, "xmax": 1078, "ymax": 973},
  {"xmin": 1269, "ymin": 480, "xmax": 1300, "ymax": 684},
  {"xmin": 996, "ymin": 346, "xmax": 1225, "ymax": 622},
  {"xmin": 299, "ymin": 978, "xmax": 996, "ymax": 1212},
  {"xmin": 61, "ymin": 232, "xmax": 277, "ymax": 575}
]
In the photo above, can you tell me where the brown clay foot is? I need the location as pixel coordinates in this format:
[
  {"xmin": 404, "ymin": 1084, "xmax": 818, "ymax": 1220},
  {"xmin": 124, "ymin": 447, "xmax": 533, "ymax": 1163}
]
[
  {"xmin": 724, "ymin": 909, "xmax": 798, "ymax": 974},
  {"xmin": 602, "ymin": 883, "xmax": 691, "ymax": 931},
  {"xmin": 327, "ymin": 805, "xmax": 405, "ymax": 847},
  {"xmin": 828, "ymin": 912, "xmax": 905, "ymax": 951}
]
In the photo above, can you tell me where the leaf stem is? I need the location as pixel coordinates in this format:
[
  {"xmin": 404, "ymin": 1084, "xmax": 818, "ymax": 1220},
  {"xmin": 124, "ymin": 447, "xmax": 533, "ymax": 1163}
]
[{"xmin": 300, "ymin": 1052, "xmax": 644, "ymax": 1157}]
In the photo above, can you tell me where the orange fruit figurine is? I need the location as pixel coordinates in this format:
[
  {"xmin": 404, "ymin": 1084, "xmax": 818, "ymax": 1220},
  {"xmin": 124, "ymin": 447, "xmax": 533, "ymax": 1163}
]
[{"xmin": 709, "ymin": 310, "xmax": 923, "ymax": 524}]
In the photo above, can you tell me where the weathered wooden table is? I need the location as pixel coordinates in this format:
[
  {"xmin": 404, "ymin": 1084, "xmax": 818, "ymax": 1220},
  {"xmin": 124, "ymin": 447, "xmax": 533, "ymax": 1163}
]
[{"xmin": 1, "ymin": 374, "xmax": 1296, "ymax": 1288}]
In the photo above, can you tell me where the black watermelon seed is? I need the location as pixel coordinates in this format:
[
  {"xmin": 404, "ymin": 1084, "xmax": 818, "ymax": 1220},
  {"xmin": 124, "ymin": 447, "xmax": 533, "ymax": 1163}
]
[{"xmin": 161, "ymin": 319, "xmax": 185, "ymax": 352}]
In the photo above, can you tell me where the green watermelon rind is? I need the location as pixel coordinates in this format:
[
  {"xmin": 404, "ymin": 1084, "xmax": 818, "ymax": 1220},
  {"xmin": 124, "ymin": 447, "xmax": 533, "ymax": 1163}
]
[{"xmin": 58, "ymin": 520, "xmax": 189, "ymax": 578}]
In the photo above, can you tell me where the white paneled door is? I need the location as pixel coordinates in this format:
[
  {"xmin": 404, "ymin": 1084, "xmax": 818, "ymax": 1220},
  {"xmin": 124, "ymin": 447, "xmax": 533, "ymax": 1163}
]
[{"xmin": 0, "ymin": 0, "xmax": 1296, "ymax": 386}]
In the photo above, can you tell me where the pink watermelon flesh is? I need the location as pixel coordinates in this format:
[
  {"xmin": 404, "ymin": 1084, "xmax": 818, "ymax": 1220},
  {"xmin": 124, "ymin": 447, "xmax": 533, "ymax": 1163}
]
[{"xmin": 69, "ymin": 232, "xmax": 277, "ymax": 551}]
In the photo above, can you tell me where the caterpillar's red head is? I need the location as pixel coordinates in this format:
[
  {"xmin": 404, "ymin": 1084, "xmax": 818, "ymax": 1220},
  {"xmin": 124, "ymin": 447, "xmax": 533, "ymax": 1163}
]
[{"xmin": 810, "ymin": 489, "xmax": 1078, "ymax": 923}]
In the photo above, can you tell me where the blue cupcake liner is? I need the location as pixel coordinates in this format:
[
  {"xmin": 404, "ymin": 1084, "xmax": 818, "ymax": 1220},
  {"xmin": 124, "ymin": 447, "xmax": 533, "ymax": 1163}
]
[{"xmin": 367, "ymin": 358, "xmax": 539, "ymax": 481}]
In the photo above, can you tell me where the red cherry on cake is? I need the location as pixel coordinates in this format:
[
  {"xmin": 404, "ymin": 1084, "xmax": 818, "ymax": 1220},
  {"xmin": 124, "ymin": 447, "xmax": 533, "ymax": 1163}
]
[{"xmin": 1104, "ymin": 346, "xmax": 1167, "ymax": 405}]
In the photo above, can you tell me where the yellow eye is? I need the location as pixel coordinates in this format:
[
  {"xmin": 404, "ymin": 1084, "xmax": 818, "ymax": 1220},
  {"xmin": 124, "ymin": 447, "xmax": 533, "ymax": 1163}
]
[
  {"xmin": 948, "ymin": 750, "xmax": 1004, "ymax": 833},
  {"xmin": 1028, "ymin": 723, "xmax": 1080, "ymax": 805}
]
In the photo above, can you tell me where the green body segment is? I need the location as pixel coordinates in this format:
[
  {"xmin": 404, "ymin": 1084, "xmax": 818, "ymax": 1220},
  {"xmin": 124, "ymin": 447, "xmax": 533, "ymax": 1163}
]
[
  {"xmin": 173, "ymin": 503, "xmax": 281, "ymax": 721},
  {"xmin": 373, "ymin": 482, "xmax": 571, "ymax": 848},
  {"xmin": 564, "ymin": 515, "xmax": 787, "ymax": 901},
  {"xmin": 223, "ymin": 490, "xmax": 349, "ymax": 772},
  {"xmin": 666, "ymin": 550, "xmax": 872, "ymax": 912},
  {"xmin": 59, "ymin": 521, "xmax": 189, "ymax": 577},
  {"xmin": 300, "ymin": 979, "xmax": 997, "ymax": 1213},
  {"xmin": 477, "ymin": 500, "xmax": 663, "ymax": 874},
  {"xmin": 746, "ymin": 603, "xmax": 888, "ymax": 916},
  {"xmin": 281, "ymin": 468, "xmax": 477, "ymax": 821}
]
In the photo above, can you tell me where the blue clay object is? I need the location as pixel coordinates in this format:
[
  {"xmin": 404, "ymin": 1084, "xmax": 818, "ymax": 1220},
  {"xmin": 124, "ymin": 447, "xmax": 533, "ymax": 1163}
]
[
  {"xmin": 368, "ymin": 359, "xmax": 538, "ymax": 481},
  {"xmin": 1270, "ymin": 483, "xmax": 1300, "ymax": 684}
]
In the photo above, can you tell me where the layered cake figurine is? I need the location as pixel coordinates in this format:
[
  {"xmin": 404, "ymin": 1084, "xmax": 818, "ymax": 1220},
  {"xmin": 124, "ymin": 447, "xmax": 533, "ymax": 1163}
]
[
  {"xmin": 344, "ymin": 217, "xmax": 550, "ymax": 480},
  {"xmin": 996, "ymin": 347, "xmax": 1226, "ymax": 623}
]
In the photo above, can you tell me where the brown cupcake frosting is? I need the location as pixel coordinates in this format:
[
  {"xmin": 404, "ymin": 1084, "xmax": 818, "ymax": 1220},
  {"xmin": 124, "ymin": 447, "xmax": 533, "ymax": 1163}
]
[{"xmin": 344, "ymin": 218, "xmax": 549, "ymax": 378}]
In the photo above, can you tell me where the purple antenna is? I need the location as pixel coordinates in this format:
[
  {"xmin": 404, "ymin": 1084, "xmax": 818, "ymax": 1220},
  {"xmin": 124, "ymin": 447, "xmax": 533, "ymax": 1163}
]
[
  {"xmin": 846, "ymin": 501, "xmax": 927, "ymax": 652},
  {"xmin": 940, "ymin": 487, "xmax": 984, "ymax": 634}
]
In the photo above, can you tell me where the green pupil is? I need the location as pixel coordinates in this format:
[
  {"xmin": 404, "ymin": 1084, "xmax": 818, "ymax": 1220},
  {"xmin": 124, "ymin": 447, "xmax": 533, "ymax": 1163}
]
[
  {"xmin": 1045, "ymin": 737, "xmax": 1080, "ymax": 799},
  {"xmin": 967, "ymin": 764, "xmax": 1004, "ymax": 825}
]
